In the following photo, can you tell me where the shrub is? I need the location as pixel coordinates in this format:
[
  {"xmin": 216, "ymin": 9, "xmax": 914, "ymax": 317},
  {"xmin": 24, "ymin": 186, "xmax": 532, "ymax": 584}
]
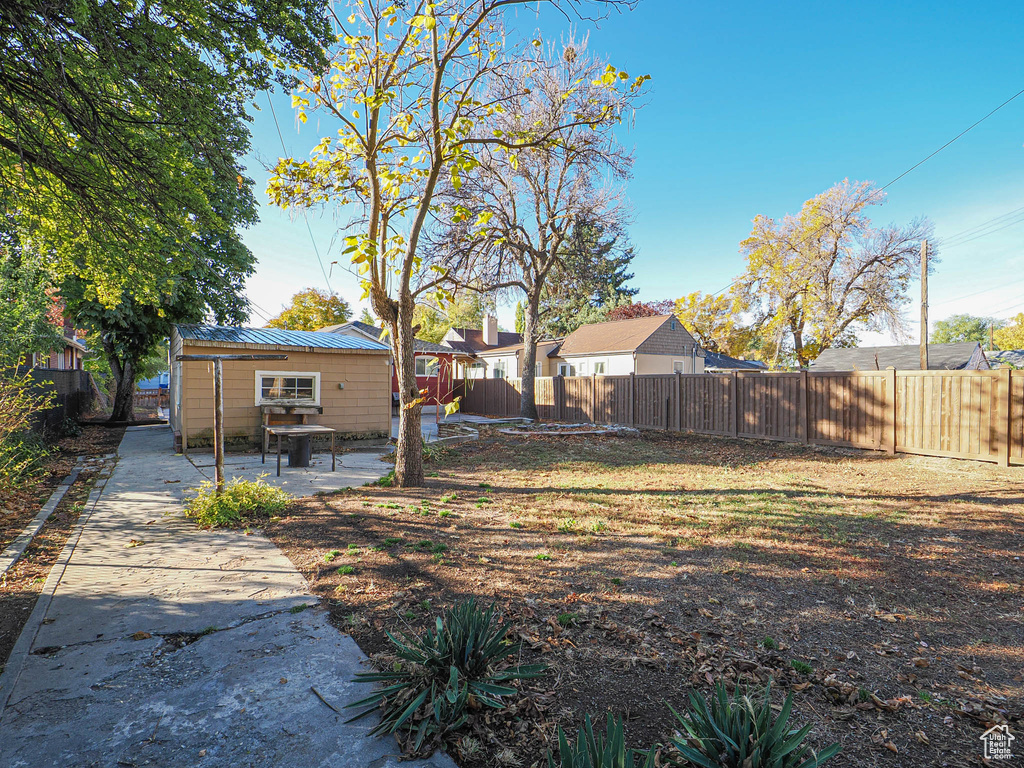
[
  {"xmin": 665, "ymin": 681, "xmax": 840, "ymax": 768},
  {"xmin": 547, "ymin": 712, "xmax": 656, "ymax": 768},
  {"xmin": 183, "ymin": 475, "xmax": 291, "ymax": 528},
  {"xmin": 0, "ymin": 364, "xmax": 53, "ymax": 494},
  {"xmin": 347, "ymin": 599, "xmax": 545, "ymax": 754}
]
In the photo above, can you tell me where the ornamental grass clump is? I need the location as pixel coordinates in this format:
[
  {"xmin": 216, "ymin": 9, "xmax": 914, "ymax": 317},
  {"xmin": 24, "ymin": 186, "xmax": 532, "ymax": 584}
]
[
  {"xmin": 347, "ymin": 599, "xmax": 545, "ymax": 754},
  {"xmin": 666, "ymin": 681, "xmax": 840, "ymax": 768},
  {"xmin": 183, "ymin": 475, "xmax": 291, "ymax": 528},
  {"xmin": 547, "ymin": 713, "xmax": 656, "ymax": 768}
]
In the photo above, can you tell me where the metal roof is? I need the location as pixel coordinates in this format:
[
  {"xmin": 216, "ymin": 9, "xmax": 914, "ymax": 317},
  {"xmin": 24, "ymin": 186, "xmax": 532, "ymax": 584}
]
[
  {"xmin": 703, "ymin": 351, "xmax": 767, "ymax": 370},
  {"xmin": 810, "ymin": 342, "xmax": 989, "ymax": 371},
  {"xmin": 176, "ymin": 324, "xmax": 390, "ymax": 351},
  {"xmin": 318, "ymin": 320, "xmax": 454, "ymax": 354}
]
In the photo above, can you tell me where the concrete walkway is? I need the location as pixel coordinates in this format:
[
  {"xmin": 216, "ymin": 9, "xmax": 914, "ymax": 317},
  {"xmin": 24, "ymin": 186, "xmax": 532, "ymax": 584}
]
[{"xmin": 0, "ymin": 426, "xmax": 452, "ymax": 768}]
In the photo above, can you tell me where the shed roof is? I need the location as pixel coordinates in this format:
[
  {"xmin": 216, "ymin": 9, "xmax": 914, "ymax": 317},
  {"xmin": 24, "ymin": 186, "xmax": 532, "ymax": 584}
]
[
  {"xmin": 810, "ymin": 342, "xmax": 988, "ymax": 371},
  {"xmin": 176, "ymin": 324, "xmax": 390, "ymax": 351},
  {"xmin": 558, "ymin": 315, "xmax": 672, "ymax": 357}
]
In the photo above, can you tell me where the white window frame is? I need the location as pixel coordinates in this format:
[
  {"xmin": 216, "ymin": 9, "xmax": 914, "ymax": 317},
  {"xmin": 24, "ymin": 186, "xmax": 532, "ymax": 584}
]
[
  {"xmin": 492, "ymin": 359, "xmax": 507, "ymax": 379},
  {"xmin": 558, "ymin": 363, "xmax": 575, "ymax": 377},
  {"xmin": 534, "ymin": 362, "xmax": 543, "ymax": 377},
  {"xmin": 673, "ymin": 360, "xmax": 687, "ymax": 373},
  {"xmin": 255, "ymin": 370, "xmax": 321, "ymax": 406},
  {"xmin": 577, "ymin": 361, "xmax": 588, "ymax": 376},
  {"xmin": 593, "ymin": 360, "xmax": 607, "ymax": 375},
  {"xmin": 415, "ymin": 356, "xmax": 439, "ymax": 377}
]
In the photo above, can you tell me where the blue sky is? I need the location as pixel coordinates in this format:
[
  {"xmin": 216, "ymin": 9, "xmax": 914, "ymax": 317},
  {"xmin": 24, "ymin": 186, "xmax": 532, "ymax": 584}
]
[{"xmin": 241, "ymin": 1, "xmax": 1024, "ymax": 342}]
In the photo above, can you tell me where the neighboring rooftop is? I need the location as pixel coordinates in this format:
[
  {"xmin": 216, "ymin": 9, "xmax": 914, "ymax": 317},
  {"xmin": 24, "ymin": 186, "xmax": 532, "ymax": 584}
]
[
  {"xmin": 443, "ymin": 327, "xmax": 523, "ymax": 354},
  {"xmin": 988, "ymin": 349, "xmax": 1024, "ymax": 369},
  {"xmin": 810, "ymin": 342, "xmax": 990, "ymax": 371},
  {"xmin": 703, "ymin": 351, "xmax": 768, "ymax": 371},
  {"xmin": 558, "ymin": 314, "xmax": 687, "ymax": 357},
  {"xmin": 175, "ymin": 324, "xmax": 390, "ymax": 351},
  {"xmin": 318, "ymin": 320, "xmax": 452, "ymax": 354}
]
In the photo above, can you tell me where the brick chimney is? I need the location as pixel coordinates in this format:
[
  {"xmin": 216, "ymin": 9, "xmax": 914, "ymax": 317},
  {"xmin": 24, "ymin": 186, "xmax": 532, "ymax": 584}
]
[{"xmin": 482, "ymin": 314, "xmax": 498, "ymax": 346}]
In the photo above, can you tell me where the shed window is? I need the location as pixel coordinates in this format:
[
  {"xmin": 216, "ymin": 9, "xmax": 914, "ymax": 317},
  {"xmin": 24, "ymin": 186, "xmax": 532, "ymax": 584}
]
[{"xmin": 256, "ymin": 371, "xmax": 320, "ymax": 405}]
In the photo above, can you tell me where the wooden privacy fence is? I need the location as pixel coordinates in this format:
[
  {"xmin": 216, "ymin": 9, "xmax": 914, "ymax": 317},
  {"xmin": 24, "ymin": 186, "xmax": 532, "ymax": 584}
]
[
  {"xmin": 133, "ymin": 389, "xmax": 170, "ymax": 411},
  {"xmin": 460, "ymin": 370, "xmax": 1024, "ymax": 467}
]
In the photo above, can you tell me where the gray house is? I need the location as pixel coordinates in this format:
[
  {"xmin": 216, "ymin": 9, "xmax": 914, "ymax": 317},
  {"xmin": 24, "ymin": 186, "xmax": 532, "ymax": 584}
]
[{"xmin": 810, "ymin": 342, "xmax": 990, "ymax": 372}]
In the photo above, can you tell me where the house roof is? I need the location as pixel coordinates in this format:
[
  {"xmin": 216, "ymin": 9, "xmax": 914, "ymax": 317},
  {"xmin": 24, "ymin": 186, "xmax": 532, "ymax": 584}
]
[
  {"xmin": 444, "ymin": 327, "xmax": 523, "ymax": 354},
  {"xmin": 318, "ymin": 320, "xmax": 452, "ymax": 354},
  {"xmin": 557, "ymin": 315, "xmax": 674, "ymax": 357},
  {"xmin": 703, "ymin": 351, "xmax": 768, "ymax": 370},
  {"xmin": 176, "ymin": 324, "xmax": 390, "ymax": 351},
  {"xmin": 988, "ymin": 349, "xmax": 1024, "ymax": 369},
  {"xmin": 810, "ymin": 342, "xmax": 989, "ymax": 371}
]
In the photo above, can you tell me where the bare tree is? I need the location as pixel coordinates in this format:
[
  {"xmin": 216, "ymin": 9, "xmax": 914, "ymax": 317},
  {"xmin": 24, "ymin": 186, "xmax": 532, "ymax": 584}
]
[
  {"xmin": 269, "ymin": 1, "xmax": 642, "ymax": 486},
  {"xmin": 737, "ymin": 180, "xmax": 933, "ymax": 368},
  {"xmin": 430, "ymin": 36, "xmax": 645, "ymax": 419}
]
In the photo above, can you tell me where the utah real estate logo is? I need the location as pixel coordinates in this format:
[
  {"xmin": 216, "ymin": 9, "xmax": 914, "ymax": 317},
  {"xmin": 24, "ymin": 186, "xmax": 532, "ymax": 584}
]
[{"xmin": 981, "ymin": 724, "xmax": 1014, "ymax": 761}]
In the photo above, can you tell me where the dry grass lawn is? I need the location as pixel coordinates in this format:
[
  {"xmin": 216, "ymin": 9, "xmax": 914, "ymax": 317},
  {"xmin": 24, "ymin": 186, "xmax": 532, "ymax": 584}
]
[{"xmin": 267, "ymin": 431, "xmax": 1023, "ymax": 767}]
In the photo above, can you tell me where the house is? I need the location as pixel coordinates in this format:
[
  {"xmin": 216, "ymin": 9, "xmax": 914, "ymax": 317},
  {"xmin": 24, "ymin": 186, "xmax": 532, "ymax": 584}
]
[
  {"xmin": 319, "ymin": 320, "xmax": 461, "ymax": 405},
  {"xmin": 442, "ymin": 315, "xmax": 525, "ymax": 379},
  {"xmin": 23, "ymin": 316, "xmax": 88, "ymax": 371},
  {"xmin": 810, "ymin": 342, "xmax": 991, "ymax": 371},
  {"xmin": 551, "ymin": 314, "xmax": 704, "ymax": 375},
  {"xmin": 702, "ymin": 351, "xmax": 768, "ymax": 373},
  {"xmin": 987, "ymin": 350, "xmax": 1024, "ymax": 369},
  {"xmin": 169, "ymin": 324, "xmax": 391, "ymax": 451}
]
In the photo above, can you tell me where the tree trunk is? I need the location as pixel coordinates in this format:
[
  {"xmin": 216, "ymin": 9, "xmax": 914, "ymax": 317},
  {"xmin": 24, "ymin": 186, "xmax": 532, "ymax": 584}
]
[
  {"xmin": 520, "ymin": 288, "xmax": 541, "ymax": 421},
  {"xmin": 390, "ymin": 302, "xmax": 424, "ymax": 487},
  {"xmin": 107, "ymin": 351, "xmax": 136, "ymax": 423}
]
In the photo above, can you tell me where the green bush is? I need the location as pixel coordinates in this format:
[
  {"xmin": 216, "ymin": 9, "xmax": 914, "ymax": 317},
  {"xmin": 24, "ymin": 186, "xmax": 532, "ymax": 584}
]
[
  {"xmin": 347, "ymin": 599, "xmax": 545, "ymax": 753},
  {"xmin": 0, "ymin": 429, "xmax": 51, "ymax": 493},
  {"xmin": 0, "ymin": 364, "xmax": 54, "ymax": 494},
  {"xmin": 183, "ymin": 475, "xmax": 291, "ymax": 528},
  {"xmin": 665, "ymin": 681, "xmax": 840, "ymax": 768},
  {"xmin": 547, "ymin": 713, "xmax": 656, "ymax": 768}
]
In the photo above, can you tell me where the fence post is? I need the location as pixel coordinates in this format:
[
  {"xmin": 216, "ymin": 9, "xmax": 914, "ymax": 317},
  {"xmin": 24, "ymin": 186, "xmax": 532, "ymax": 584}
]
[
  {"xmin": 556, "ymin": 375, "xmax": 564, "ymax": 422},
  {"xmin": 675, "ymin": 371, "xmax": 682, "ymax": 432},
  {"xmin": 885, "ymin": 368, "xmax": 897, "ymax": 455},
  {"xmin": 797, "ymin": 370, "xmax": 808, "ymax": 444},
  {"xmin": 591, "ymin": 373, "xmax": 597, "ymax": 424},
  {"xmin": 730, "ymin": 371, "xmax": 739, "ymax": 437},
  {"xmin": 629, "ymin": 372, "xmax": 635, "ymax": 427},
  {"xmin": 998, "ymin": 367, "xmax": 1011, "ymax": 467}
]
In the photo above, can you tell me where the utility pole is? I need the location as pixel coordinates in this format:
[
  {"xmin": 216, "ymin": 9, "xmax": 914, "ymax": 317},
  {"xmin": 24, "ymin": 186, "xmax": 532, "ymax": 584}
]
[{"xmin": 920, "ymin": 240, "xmax": 929, "ymax": 371}]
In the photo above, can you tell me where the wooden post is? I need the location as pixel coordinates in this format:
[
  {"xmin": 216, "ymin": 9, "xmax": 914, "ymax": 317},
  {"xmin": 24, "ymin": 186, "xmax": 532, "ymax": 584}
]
[
  {"xmin": 920, "ymin": 240, "xmax": 929, "ymax": 371},
  {"xmin": 591, "ymin": 373, "xmax": 597, "ymax": 424},
  {"xmin": 628, "ymin": 372, "xmax": 635, "ymax": 427},
  {"xmin": 730, "ymin": 371, "xmax": 739, "ymax": 437},
  {"xmin": 797, "ymin": 370, "xmax": 808, "ymax": 444},
  {"xmin": 885, "ymin": 368, "xmax": 897, "ymax": 455},
  {"xmin": 998, "ymin": 367, "xmax": 1011, "ymax": 467},
  {"xmin": 213, "ymin": 358, "xmax": 224, "ymax": 493},
  {"xmin": 675, "ymin": 371, "xmax": 682, "ymax": 432}
]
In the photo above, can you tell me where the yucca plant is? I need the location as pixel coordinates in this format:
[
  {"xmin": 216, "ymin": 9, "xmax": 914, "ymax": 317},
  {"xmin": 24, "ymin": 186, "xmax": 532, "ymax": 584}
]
[
  {"xmin": 666, "ymin": 682, "xmax": 840, "ymax": 768},
  {"xmin": 347, "ymin": 599, "xmax": 545, "ymax": 752},
  {"xmin": 548, "ymin": 713, "xmax": 657, "ymax": 768}
]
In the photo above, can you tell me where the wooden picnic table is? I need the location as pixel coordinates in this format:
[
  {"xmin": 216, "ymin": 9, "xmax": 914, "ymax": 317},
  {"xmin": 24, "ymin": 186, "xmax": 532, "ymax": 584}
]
[{"xmin": 261, "ymin": 424, "xmax": 337, "ymax": 476}]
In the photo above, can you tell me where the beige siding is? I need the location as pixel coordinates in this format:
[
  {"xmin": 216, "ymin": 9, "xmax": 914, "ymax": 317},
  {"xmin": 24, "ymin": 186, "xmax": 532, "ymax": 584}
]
[
  {"xmin": 635, "ymin": 353, "xmax": 701, "ymax": 374},
  {"xmin": 179, "ymin": 342, "xmax": 390, "ymax": 449}
]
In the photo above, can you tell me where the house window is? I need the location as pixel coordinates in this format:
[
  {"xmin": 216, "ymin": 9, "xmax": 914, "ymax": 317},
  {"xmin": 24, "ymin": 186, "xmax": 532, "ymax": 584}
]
[
  {"xmin": 255, "ymin": 371, "xmax": 320, "ymax": 405},
  {"xmin": 415, "ymin": 356, "xmax": 439, "ymax": 377},
  {"xmin": 558, "ymin": 363, "xmax": 575, "ymax": 377},
  {"xmin": 671, "ymin": 319, "xmax": 677, "ymax": 330},
  {"xmin": 577, "ymin": 361, "xmax": 588, "ymax": 376},
  {"xmin": 593, "ymin": 361, "xmax": 606, "ymax": 375},
  {"xmin": 535, "ymin": 363, "xmax": 543, "ymax": 377},
  {"xmin": 673, "ymin": 360, "xmax": 687, "ymax": 373},
  {"xmin": 466, "ymin": 361, "xmax": 484, "ymax": 379},
  {"xmin": 492, "ymin": 360, "xmax": 506, "ymax": 379}
]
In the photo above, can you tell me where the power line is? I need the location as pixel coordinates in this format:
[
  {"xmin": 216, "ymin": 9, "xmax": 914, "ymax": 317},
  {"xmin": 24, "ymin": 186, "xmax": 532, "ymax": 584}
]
[
  {"xmin": 265, "ymin": 91, "xmax": 335, "ymax": 295},
  {"xmin": 881, "ymin": 87, "xmax": 1024, "ymax": 190},
  {"xmin": 940, "ymin": 203, "xmax": 1024, "ymax": 246},
  {"xmin": 709, "ymin": 85, "xmax": 1024, "ymax": 299}
]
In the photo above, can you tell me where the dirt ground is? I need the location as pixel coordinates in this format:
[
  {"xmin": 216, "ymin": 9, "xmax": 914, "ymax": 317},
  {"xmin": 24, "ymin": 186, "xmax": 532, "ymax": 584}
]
[
  {"xmin": 266, "ymin": 431, "xmax": 1023, "ymax": 767},
  {"xmin": 0, "ymin": 426, "xmax": 122, "ymax": 674}
]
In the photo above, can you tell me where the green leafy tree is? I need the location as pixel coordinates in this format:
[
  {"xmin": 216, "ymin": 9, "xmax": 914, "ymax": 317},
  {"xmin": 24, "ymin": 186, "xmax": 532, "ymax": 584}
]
[
  {"xmin": 268, "ymin": 1, "xmax": 641, "ymax": 484},
  {"xmin": 0, "ymin": 215, "xmax": 63, "ymax": 361},
  {"xmin": 993, "ymin": 313, "xmax": 1024, "ymax": 350},
  {"xmin": 738, "ymin": 180, "xmax": 933, "ymax": 368},
  {"xmin": 266, "ymin": 288, "xmax": 351, "ymax": 331},
  {"xmin": 674, "ymin": 291, "xmax": 755, "ymax": 358},
  {"xmin": 359, "ymin": 307, "xmax": 377, "ymax": 325},
  {"xmin": 412, "ymin": 294, "xmax": 489, "ymax": 343},
  {"xmin": 931, "ymin": 314, "xmax": 1002, "ymax": 346},
  {"xmin": 1, "ymin": 0, "xmax": 330, "ymax": 301}
]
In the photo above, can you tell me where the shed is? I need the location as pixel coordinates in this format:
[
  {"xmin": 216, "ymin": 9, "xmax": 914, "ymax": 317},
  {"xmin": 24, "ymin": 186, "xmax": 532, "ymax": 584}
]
[
  {"xmin": 810, "ymin": 342, "xmax": 990, "ymax": 372},
  {"xmin": 169, "ymin": 324, "xmax": 392, "ymax": 451}
]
